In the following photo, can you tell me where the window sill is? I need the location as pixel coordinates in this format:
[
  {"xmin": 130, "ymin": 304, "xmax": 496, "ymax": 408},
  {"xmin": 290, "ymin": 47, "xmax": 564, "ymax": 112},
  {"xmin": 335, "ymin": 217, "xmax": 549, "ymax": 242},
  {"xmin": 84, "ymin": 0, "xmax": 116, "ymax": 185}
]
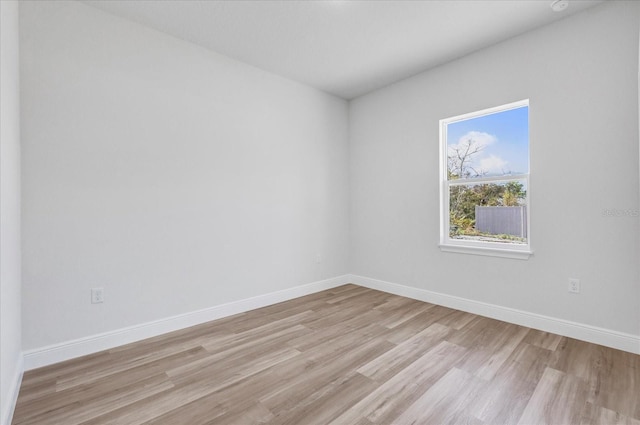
[{"xmin": 439, "ymin": 244, "xmax": 533, "ymax": 260}]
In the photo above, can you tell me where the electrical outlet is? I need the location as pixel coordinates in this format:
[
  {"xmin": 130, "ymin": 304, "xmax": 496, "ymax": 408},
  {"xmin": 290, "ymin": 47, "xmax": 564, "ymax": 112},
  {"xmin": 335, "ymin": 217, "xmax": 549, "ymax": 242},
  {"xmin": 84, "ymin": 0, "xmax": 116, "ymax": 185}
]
[
  {"xmin": 568, "ymin": 278, "xmax": 580, "ymax": 294},
  {"xmin": 91, "ymin": 287, "xmax": 104, "ymax": 304},
  {"xmin": 316, "ymin": 253, "xmax": 322, "ymax": 264}
]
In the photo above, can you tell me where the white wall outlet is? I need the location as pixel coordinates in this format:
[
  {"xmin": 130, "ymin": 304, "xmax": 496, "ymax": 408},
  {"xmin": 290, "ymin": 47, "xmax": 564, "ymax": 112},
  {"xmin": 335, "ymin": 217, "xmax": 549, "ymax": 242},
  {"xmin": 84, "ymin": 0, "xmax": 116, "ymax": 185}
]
[
  {"xmin": 91, "ymin": 287, "xmax": 104, "ymax": 304},
  {"xmin": 568, "ymin": 278, "xmax": 580, "ymax": 294},
  {"xmin": 316, "ymin": 253, "xmax": 322, "ymax": 264}
]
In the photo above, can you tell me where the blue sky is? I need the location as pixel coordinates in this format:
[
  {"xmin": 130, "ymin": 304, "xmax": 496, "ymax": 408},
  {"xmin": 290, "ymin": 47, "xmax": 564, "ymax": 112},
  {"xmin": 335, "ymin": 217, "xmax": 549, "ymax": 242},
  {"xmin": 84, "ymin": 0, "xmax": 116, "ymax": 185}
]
[{"xmin": 447, "ymin": 105, "xmax": 529, "ymax": 177}]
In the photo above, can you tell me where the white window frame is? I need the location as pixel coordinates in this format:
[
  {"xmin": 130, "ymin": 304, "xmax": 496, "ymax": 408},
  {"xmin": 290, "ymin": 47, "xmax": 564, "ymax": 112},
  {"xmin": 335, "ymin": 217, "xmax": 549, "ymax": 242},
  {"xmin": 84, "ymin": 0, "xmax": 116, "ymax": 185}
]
[{"xmin": 439, "ymin": 99, "xmax": 532, "ymax": 260}]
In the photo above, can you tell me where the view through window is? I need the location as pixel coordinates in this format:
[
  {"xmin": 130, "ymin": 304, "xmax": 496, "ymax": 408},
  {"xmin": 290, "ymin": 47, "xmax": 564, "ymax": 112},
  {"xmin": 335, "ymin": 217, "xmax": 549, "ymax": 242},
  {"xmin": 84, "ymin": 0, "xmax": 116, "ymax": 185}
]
[{"xmin": 440, "ymin": 100, "xmax": 530, "ymax": 255}]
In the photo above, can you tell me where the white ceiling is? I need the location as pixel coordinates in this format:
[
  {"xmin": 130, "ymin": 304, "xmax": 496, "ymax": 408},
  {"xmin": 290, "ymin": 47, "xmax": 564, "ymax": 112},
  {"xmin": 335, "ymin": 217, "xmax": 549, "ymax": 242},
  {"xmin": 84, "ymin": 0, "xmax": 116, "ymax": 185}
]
[{"xmin": 81, "ymin": 0, "xmax": 603, "ymax": 99}]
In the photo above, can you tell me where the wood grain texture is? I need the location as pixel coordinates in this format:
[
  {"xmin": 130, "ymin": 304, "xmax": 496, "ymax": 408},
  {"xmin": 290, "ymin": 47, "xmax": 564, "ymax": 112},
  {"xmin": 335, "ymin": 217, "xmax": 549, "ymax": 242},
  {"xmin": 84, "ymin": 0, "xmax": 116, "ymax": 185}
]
[{"xmin": 12, "ymin": 284, "xmax": 640, "ymax": 424}]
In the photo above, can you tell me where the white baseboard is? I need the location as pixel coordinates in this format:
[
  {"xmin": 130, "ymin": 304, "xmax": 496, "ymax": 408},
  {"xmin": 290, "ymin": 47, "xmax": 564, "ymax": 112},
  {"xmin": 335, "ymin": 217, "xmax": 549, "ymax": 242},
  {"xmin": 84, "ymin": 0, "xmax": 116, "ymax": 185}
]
[
  {"xmin": 350, "ymin": 274, "xmax": 640, "ymax": 355},
  {"xmin": 22, "ymin": 273, "xmax": 639, "ymax": 372},
  {"xmin": 23, "ymin": 275, "xmax": 351, "ymax": 371},
  {"xmin": 1, "ymin": 354, "xmax": 23, "ymax": 425}
]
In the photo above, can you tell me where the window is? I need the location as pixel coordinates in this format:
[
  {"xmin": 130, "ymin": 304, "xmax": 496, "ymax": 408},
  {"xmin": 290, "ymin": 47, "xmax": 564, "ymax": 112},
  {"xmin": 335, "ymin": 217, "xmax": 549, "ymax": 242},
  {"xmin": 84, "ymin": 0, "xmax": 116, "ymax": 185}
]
[{"xmin": 439, "ymin": 100, "xmax": 531, "ymax": 259}]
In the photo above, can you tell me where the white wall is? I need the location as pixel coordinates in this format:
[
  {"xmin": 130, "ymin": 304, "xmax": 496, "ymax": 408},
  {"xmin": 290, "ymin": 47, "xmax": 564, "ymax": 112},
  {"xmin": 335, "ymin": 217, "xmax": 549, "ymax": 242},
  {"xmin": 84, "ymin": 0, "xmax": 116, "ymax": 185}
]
[
  {"xmin": 350, "ymin": 1, "xmax": 640, "ymax": 337},
  {"xmin": 20, "ymin": 1, "xmax": 349, "ymax": 350},
  {"xmin": 17, "ymin": 0, "xmax": 639, "ymax": 364},
  {"xmin": 0, "ymin": 1, "xmax": 23, "ymax": 424}
]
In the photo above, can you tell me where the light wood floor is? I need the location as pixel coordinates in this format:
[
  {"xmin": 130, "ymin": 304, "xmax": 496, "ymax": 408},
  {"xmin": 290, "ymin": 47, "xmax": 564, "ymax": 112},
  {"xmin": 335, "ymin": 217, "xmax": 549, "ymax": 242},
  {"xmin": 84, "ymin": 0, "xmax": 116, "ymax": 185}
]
[{"xmin": 12, "ymin": 284, "xmax": 640, "ymax": 425}]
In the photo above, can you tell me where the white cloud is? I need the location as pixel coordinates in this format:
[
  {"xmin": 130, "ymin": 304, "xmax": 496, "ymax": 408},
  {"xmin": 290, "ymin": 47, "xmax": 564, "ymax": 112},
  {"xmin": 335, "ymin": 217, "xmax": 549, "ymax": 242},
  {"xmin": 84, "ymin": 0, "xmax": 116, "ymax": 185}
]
[
  {"xmin": 479, "ymin": 155, "xmax": 509, "ymax": 175},
  {"xmin": 448, "ymin": 131, "xmax": 510, "ymax": 176},
  {"xmin": 449, "ymin": 131, "xmax": 497, "ymax": 154}
]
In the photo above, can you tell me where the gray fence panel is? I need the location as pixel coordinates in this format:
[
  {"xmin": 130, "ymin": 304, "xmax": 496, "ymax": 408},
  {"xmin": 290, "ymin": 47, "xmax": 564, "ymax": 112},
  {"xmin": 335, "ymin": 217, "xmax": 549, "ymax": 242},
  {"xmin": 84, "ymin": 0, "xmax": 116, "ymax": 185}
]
[{"xmin": 475, "ymin": 206, "xmax": 527, "ymax": 238}]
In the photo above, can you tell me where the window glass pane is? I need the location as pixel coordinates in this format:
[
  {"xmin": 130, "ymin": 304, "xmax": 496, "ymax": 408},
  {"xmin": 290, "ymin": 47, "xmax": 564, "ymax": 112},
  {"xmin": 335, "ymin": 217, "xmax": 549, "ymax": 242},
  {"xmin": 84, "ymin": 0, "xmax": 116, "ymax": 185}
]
[
  {"xmin": 449, "ymin": 180, "xmax": 527, "ymax": 244},
  {"xmin": 447, "ymin": 106, "xmax": 528, "ymax": 180}
]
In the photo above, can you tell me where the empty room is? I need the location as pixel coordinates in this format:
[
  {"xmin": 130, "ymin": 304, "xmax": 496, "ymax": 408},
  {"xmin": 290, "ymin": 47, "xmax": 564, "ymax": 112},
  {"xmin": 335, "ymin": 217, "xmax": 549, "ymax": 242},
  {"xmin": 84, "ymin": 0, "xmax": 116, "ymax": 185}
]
[{"xmin": 1, "ymin": 0, "xmax": 639, "ymax": 424}]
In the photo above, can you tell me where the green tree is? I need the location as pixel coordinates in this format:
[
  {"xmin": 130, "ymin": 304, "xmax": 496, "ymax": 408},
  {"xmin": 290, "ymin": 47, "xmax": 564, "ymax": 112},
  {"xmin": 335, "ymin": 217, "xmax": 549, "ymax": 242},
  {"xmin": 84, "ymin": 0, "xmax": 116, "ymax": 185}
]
[{"xmin": 502, "ymin": 181, "xmax": 526, "ymax": 206}]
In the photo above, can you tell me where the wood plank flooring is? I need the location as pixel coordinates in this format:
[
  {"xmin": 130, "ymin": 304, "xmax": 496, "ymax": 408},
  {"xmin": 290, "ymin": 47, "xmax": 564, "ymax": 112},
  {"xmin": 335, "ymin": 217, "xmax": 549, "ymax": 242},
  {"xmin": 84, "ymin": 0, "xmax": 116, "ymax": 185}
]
[{"xmin": 12, "ymin": 284, "xmax": 640, "ymax": 424}]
